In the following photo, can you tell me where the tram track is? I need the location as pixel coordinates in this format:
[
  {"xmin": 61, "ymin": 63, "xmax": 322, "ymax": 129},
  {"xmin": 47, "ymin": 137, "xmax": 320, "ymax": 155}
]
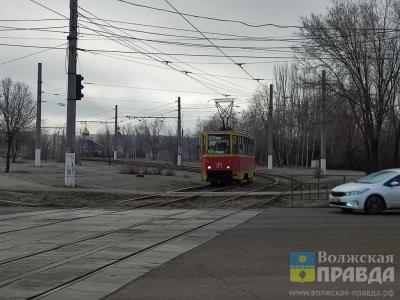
[
  {"xmin": 1, "ymin": 196, "xmax": 275, "ymax": 299},
  {"xmin": 24, "ymin": 208, "xmax": 253, "ymax": 300},
  {"xmin": 0, "ymin": 171, "xmax": 294, "ymax": 299},
  {"xmin": 0, "ymin": 164, "xmax": 284, "ymax": 237}
]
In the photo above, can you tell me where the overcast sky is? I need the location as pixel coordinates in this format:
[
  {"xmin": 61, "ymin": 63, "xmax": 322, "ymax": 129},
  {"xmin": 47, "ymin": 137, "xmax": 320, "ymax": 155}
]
[{"xmin": 0, "ymin": 0, "xmax": 332, "ymax": 135}]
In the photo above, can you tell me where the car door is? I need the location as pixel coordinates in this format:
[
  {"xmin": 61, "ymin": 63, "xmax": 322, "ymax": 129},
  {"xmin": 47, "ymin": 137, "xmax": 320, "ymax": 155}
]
[{"xmin": 382, "ymin": 175, "xmax": 400, "ymax": 208}]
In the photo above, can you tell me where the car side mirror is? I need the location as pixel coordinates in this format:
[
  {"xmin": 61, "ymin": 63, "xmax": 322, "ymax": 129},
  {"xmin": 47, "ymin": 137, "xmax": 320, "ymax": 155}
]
[{"xmin": 390, "ymin": 181, "xmax": 400, "ymax": 187}]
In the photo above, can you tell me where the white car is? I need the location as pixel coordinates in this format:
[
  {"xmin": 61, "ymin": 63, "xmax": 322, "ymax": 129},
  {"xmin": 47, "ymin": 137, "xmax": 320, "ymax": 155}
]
[{"xmin": 329, "ymin": 169, "xmax": 400, "ymax": 214}]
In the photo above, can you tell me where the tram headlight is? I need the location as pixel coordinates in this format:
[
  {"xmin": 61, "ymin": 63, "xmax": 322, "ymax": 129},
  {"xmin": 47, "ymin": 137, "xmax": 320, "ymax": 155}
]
[
  {"xmin": 226, "ymin": 165, "xmax": 231, "ymax": 169},
  {"xmin": 207, "ymin": 166, "xmax": 211, "ymax": 170}
]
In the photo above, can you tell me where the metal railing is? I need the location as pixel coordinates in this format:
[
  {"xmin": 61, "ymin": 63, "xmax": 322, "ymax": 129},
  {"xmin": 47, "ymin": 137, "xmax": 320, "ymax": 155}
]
[{"xmin": 285, "ymin": 174, "xmax": 362, "ymax": 208}]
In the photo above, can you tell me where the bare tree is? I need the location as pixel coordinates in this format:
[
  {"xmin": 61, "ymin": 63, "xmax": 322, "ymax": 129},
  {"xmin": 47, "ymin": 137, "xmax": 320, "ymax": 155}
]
[
  {"xmin": 0, "ymin": 78, "xmax": 35, "ymax": 172},
  {"xmin": 300, "ymin": 0, "xmax": 400, "ymax": 172},
  {"xmin": 97, "ymin": 125, "xmax": 113, "ymax": 165},
  {"xmin": 164, "ymin": 128, "xmax": 177, "ymax": 163},
  {"xmin": 120, "ymin": 123, "xmax": 137, "ymax": 158},
  {"xmin": 140, "ymin": 119, "xmax": 164, "ymax": 160}
]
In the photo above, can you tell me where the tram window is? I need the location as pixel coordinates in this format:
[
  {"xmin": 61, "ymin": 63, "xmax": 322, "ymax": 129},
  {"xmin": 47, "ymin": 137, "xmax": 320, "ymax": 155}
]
[
  {"xmin": 238, "ymin": 136, "xmax": 243, "ymax": 155},
  {"xmin": 202, "ymin": 135, "xmax": 207, "ymax": 155},
  {"xmin": 232, "ymin": 135, "xmax": 238, "ymax": 154},
  {"xmin": 208, "ymin": 134, "xmax": 231, "ymax": 154},
  {"xmin": 244, "ymin": 137, "xmax": 249, "ymax": 155}
]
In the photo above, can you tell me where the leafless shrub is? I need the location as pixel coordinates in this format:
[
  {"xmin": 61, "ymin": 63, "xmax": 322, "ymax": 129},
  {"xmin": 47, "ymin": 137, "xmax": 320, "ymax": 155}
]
[{"xmin": 120, "ymin": 164, "xmax": 178, "ymax": 176}]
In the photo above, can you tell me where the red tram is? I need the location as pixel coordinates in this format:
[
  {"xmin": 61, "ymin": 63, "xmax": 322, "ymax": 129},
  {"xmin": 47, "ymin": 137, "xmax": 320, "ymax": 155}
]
[{"xmin": 200, "ymin": 130, "xmax": 256, "ymax": 184}]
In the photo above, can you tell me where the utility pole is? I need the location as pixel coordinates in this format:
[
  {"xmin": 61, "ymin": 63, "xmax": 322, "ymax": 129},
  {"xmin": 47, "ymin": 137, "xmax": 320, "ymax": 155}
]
[
  {"xmin": 177, "ymin": 97, "xmax": 182, "ymax": 166},
  {"xmin": 35, "ymin": 63, "xmax": 42, "ymax": 167},
  {"xmin": 52, "ymin": 133, "xmax": 56, "ymax": 163},
  {"xmin": 65, "ymin": 0, "xmax": 78, "ymax": 187},
  {"xmin": 267, "ymin": 84, "xmax": 274, "ymax": 169},
  {"xmin": 114, "ymin": 104, "xmax": 118, "ymax": 160},
  {"xmin": 61, "ymin": 128, "xmax": 65, "ymax": 162},
  {"xmin": 320, "ymin": 70, "xmax": 327, "ymax": 176}
]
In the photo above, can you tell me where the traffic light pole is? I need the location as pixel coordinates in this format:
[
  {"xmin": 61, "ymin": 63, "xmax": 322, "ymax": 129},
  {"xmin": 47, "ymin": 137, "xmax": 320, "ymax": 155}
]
[
  {"xmin": 65, "ymin": 0, "xmax": 78, "ymax": 187},
  {"xmin": 35, "ymin": 63, "xmax": 42, "ymax": 167}
]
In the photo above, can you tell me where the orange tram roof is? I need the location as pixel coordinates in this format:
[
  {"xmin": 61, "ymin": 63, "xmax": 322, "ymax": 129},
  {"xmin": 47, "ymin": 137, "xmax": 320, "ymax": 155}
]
[{"xmin": 202, "ymin": 130, "xmax": 254, "ymax": 139}]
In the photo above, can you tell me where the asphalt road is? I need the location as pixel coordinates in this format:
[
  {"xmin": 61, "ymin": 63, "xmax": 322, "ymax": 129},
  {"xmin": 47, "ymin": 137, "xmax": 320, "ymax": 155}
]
[{"xmin": 107, "ymin": 208, "xmax": 400, "ymax": 300}]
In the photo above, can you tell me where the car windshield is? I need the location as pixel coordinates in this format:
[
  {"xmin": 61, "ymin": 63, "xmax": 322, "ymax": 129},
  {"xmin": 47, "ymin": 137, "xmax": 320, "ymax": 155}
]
[
  {"xmin": 355, "ymin": 171, "xmax": 397, "ymax": 184},
  {"xmin": 208, "ymin": 134, "xmax": 230, "ymax": 154}
]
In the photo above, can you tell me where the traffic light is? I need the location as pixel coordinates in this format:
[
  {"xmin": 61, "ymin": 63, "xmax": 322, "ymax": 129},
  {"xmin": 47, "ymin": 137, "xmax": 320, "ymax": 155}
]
[{"xmin": 76, "ymin": 74, "xmax": 84, "ymax": 100}]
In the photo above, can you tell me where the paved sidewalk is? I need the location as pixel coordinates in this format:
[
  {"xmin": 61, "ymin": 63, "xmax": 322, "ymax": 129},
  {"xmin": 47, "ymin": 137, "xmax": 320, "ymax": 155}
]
[{"xmin": 107, "ymin": 208, "xmax": 400, "ymax": 300}]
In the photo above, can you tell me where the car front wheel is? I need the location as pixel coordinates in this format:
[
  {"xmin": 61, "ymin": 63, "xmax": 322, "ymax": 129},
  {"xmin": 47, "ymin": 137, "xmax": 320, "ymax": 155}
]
[{"xmin": 364, "ymin": 196, "xmax": 385, "ymax": 214}]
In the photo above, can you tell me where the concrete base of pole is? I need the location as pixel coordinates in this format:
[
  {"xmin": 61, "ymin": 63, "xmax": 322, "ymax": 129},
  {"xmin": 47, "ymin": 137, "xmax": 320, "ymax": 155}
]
[
  {"xmin": 177, "ymin": 154, "xmax": 182, "ymax": 166},
  {"xmin": 34, "ymin": 149, "xmax": 41, "ymax": 167},
  {"xmin": 267, "ymin": 155, "xmax": 273, "ymax": 169},
  {"xmin": 113, "ymin": 151, "xmax": 117, "ymax": 160},
  {"xmin": 320, "ymin": 158, "xmax": 327, "ymax": 176},
  {"xmin": 65, "ymin": 153, "xmax": 75, "ymax": 187}
]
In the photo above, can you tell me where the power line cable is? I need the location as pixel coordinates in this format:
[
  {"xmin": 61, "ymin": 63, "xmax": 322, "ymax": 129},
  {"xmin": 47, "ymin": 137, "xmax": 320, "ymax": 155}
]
[
  {"xmin": 116, "ymin": 0, "xmax": 400, "ymax": 32},
  {"xmin": 80, "ymin": 15, "xmax": 251, "ymax": 96},
  {"xmin": 78, "ymin": 7, "xmax": 251, "ymax": 95},
  {"xmin": 27, "ymin": 0, "xmax": 246, "ymax": 96},
  {"xmin": 0, "ymin": 42, "xmax": 67, "ymax": 66},
  {"xmin": 84, "ymin": 82, "xmax": 246, "ymax": 95},
  {"xmin": 77, "ymin": 7, "xmax": 255, "ymax": 94},
  {"xmin": 164, "ymin": 0, "xmax": 262, "ymax": 83}
]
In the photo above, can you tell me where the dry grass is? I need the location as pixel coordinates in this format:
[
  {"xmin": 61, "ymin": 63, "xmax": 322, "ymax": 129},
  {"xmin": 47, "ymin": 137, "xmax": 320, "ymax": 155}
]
[{"xmin": 119, "ymin": 164, "xmax": 176, "ymax": 177}]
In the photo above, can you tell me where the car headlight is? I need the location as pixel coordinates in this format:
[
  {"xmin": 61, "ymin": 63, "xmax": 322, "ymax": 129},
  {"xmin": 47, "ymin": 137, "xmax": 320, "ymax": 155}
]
[{"xmin": 344, "ymin": 188, "xmax": 369, "ymax": 196}]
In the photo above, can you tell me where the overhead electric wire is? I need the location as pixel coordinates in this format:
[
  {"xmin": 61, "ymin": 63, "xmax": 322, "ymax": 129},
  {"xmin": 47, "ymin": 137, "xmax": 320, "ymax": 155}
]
[
  {"xmin": 164, "ymin": 0, "xmax": 262, "ymax": 83},
  {"xmin": 77, "ymin": 7, "xmax": 256, "ymax": 95},
  {"xmin": 78, "ymin": 10, "xmax": 253, "ymax": 95},
  {"xmin": 77, "ymin": 48, "xmax": 298, "ymax": 59},
  {"xmin": 0, "ymin": 25, "xmax": 68, "ymax": 31},
  {"xmin": 78, "ymin": 17, "xmax": 299, "ymax": 39},
  {"xmin": 83, "ymin": 50, "xmax": 184, "ymax": 73},
  {"xmin": 0, "ymin": 36, "xmax": 67, "ymax": 41},
  {"xmin": 78, "ymin": 26, "xmax": 299, "ymax": 53},
  {"xmin": 2, "ymin": 41, "xmax": 384, "ymax": 62},
  {"xmin": 116, "ymin": 0, "xmax": 301, "ymax": 29},
  {"xmin": 80, "ymin": 19, "xmax": 234, "ymax": 94},
  {"xmin": 77, "ymin": 10, "xmax": 225, "ymax": 95},
  {"xmin": 77, "ymin": 25, "xmax": 398, "ymax": 55},
  {"xmin": 78, "ymin": 19, "xmax": 300, "ymax": 42},
  {"xmin": 85, "ymin": 49, "xmax": 297, "ymax": 65},
  {"xmin": 84, "ymin": 82, "xmax": 245, "ymax": 95},
  {"xmin": 0, "ymin": 42, "xmax": 67, "ymax": 66},
  {"xmin": 27, "ymin": 1, "xmax": 245, "ymax": 97},
  {"xmin": 77, "ymin": 7, "xmax": 253, "ymax": 96},
  {"xmin": 84, "ymin": 51, "xmax": 268, "ymax": 82},
  {"xmin": 45, "ymin": 91, "xmax": 177, "ymax": 104},
  {"xmin": 116, "ymin": 0, "xmax": 400, "ymax": 32},
  {"xmin": 0, "ymin": 18, "xmax": 66, "ymax": 22}
]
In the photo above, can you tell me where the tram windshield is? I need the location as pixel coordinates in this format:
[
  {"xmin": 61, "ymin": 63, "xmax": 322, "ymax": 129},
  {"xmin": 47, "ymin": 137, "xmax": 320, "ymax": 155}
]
[{"xmin": 208, "ymin": 134, "xmax": 230, "ymax": 154}]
